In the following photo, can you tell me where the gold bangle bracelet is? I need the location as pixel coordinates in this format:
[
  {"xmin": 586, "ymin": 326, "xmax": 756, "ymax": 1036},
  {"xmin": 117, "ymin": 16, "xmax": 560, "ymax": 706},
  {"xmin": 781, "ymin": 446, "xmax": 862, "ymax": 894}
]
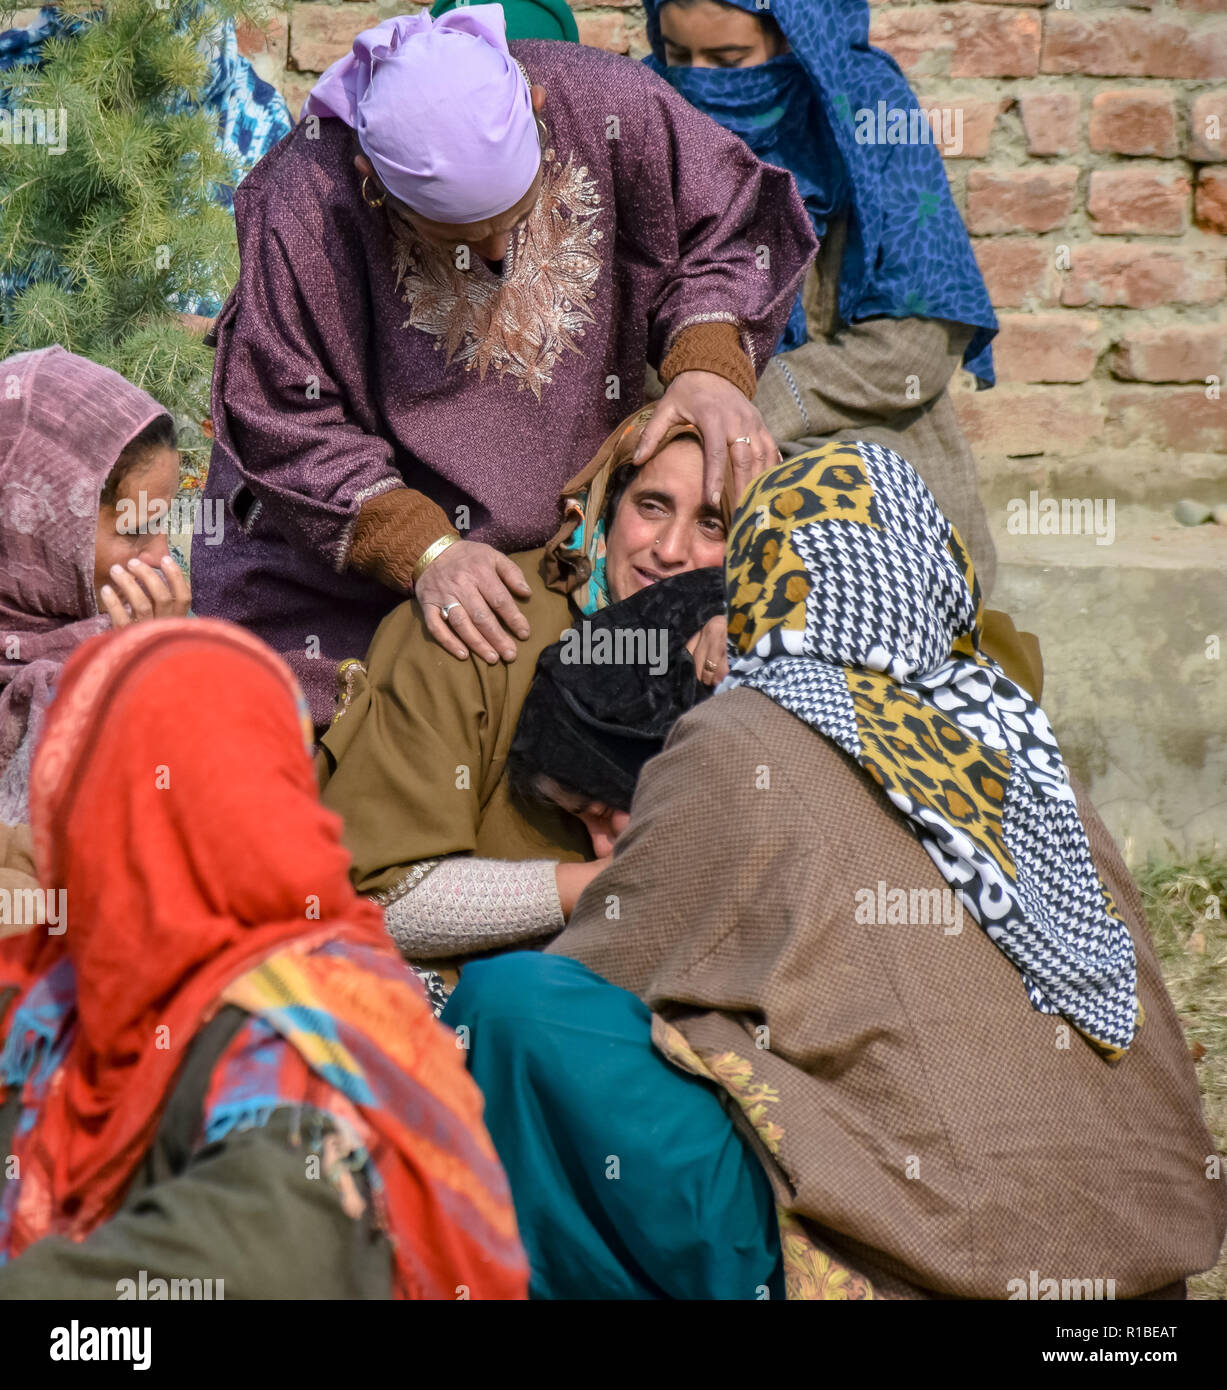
[{"xmin": 411, "ymin": 533, "xmax": 459, "ymax": 586}]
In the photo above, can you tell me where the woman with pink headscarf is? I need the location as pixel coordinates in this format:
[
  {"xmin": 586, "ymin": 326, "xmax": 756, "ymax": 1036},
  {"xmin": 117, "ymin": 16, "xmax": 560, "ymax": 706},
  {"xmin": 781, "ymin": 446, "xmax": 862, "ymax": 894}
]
[
  {"xmin": 0, "ymin": 347, "xmax": 191, "ymax": 889},
  {"xmin": 195, "ymin": 6, "xmax": 817, "ymax": 730}
]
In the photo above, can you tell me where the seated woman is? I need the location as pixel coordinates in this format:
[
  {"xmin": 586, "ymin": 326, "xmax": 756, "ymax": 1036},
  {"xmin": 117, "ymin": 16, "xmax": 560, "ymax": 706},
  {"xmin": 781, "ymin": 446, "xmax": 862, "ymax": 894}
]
[
  {"xmin": 642, "ymin": 0, "xmax": 1002, "ymax": 595},
  {"xmin": 0, "ymin": 347, "xmax": 190, "ymax": 918},
  {"xmin": 316, "ymin": 406, "xmax": 727, "ymax": 994},
  {"xmin": 0, "ymin": 620, "xmax": 527, "ymax": 1300},
  {"xmin": 443, "ymin": 441, "xmax": 1227, "ymax": 1300}
]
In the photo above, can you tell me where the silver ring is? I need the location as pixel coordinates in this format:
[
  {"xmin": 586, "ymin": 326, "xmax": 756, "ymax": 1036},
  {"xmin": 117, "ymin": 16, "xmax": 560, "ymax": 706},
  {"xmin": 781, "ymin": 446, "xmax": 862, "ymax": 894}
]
[
  {"xmin": 731, "ymin": 435, "xmax": 752, "ymax": 446},
  {"xmin": 440, "ymin": 602, "xmax": 461, "ymax": 621}
]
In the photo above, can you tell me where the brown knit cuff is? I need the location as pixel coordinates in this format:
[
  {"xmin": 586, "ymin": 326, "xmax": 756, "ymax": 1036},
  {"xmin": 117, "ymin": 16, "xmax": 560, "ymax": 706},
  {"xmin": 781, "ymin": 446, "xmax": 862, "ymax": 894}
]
[
  {"xmin": 348, "ymin": 488, "xmax": 458, "ymax": 593},
  {"xmin": 659, "ymin": 321, "xmax": 757, "ymax": 400}
]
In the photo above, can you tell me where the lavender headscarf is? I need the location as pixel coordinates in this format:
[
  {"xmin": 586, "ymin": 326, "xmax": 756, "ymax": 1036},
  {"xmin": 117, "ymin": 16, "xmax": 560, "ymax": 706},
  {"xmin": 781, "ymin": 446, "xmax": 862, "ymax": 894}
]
[
  {"xmin": 0, "ymin": 347, "xmax": 168, "ymax": 812},
  {"xmin": 302, "ymin": 7, "xmax": 540, "ymax": 224}
]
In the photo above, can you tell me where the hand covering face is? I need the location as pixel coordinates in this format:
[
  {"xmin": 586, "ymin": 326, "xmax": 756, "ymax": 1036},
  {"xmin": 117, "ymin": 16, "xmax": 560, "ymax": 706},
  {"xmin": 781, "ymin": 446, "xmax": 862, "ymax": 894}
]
[{"xmin": 0, "ymin": 346, "xmax": 166, "ymax": 791}]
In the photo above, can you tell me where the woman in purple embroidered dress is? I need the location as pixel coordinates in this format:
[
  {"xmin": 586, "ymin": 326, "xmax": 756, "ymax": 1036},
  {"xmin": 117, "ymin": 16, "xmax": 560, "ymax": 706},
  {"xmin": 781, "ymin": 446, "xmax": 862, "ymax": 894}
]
[{"xmin": 193, "ymin": 7, "xmax": 816, "ymax": 730}]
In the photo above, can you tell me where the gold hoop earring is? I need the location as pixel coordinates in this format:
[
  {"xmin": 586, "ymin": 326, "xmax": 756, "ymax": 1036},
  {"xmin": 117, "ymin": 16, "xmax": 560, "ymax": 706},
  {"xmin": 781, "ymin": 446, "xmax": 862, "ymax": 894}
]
[
  {"xmin": 361, "ymin": 176, "xmax": 386, "ymax": 209},
  {"xmin": 535, "ymin": 116, "xmax": 548, "ymax": 145}
]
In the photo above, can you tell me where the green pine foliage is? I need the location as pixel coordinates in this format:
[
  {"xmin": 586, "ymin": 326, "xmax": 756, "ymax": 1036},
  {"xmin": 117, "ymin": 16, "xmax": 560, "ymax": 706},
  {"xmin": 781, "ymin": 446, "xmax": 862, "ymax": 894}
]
[{"xmin": 0, "ymin": 0, "xmax": 274, "ymax": 460}]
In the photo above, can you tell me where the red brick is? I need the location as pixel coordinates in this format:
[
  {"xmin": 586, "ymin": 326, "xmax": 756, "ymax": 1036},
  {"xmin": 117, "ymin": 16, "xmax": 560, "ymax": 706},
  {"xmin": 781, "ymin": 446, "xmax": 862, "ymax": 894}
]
[
  {"xmin": 935, "ymin": 98, "xmax": 1004, "ymax": 158},
  {"xmin": 993, "ymin": 312, "xmax": 1101, "ymax": 383},
  {"xmin": 289, "ymin": 4, "xmax": 379, "ymax": 73},
  {"xmin": 1110, "ymin": 325, "xmax": 1225, "ymax": 383},
  {"xmin": 950, "ymin": 5, "xmax": 1041, "ymax": 77},
  {"xmin": 1060, "ymin": 245, "xmax": 1226, "ymax": 308},
  {"xmin": 1019, "ymin": 90, "xmax": 1080, "ymax": 156},
  {"xmin": 577, "ymin": 12, "xmax": 631, "ymax": 53},
  {"xmin": 1195, "ymin": 169, "xmax": 1227, "ymax": 234},
  {"xmin": 974, "ymin": 240, "xmax": 1060, "ymax": 307},
  {"xmin": 1189, "ymin": 92, "xmax": 1227, "ymax": 161},
  {"xmin": 1041, "ymin": 13, "xmax": 1227, "ymax": 79},
  {"xmin": 1088, "ymin": 90, "xmax": 1178, "ymax": 157},
  {"xmin": 1106, "ymin": 388, "xmax": 1227, "ymax": 453},
  {"xmin": 1087, "ymin": 167, "xmax": 1190, "ymax": 235},
  {"xmin": 869, "ymin": 7, "xmax": 958, "ymax": 74},
  {"xmin": 870, "ymin": 5, "xmax": 1040, "ymax": 77},
  {"xmin": 236, "ymin": 14, "xmax": 287, "ymax": 62},
  {"xmin": 953, "ymin": 384, "xmax": 1105, "ymax": 457},
  {"xmin": 966, "ymin": 166, "xmax": 1079, "ymax": 233}
]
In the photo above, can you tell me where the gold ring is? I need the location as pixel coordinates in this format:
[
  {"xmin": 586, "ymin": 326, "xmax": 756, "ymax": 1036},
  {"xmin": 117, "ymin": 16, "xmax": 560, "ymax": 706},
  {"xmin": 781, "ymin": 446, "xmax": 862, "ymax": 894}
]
[{"xmin": 731, "ymin": 435, "xmax": 752, "ymax": 446}]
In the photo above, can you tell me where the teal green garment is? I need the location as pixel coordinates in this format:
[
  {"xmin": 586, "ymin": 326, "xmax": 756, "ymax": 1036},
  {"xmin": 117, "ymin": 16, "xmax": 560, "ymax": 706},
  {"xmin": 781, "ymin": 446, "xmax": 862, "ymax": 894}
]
[
  {"xmin": 430, "ymin": 0, "xmax": 579, "ymax": 43},
  {"xmin": 443, "ymin": 952, "xmax": 784, "ymax": 1300}
]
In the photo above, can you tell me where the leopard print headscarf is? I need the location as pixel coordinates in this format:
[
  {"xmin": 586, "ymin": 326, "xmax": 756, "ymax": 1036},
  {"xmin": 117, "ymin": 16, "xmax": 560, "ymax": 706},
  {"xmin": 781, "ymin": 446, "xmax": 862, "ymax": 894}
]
[{"xmin": 723, "ymin": 440, "xmax": 1140, "ymax": 1061}]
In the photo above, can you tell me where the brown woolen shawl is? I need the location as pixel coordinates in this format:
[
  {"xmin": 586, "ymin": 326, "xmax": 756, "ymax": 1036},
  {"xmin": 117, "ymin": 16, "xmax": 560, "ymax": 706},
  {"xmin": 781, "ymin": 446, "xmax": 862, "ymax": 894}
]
[{"xmin": 0, "ymin": 347, "xmax": 169, "ymax": 791}]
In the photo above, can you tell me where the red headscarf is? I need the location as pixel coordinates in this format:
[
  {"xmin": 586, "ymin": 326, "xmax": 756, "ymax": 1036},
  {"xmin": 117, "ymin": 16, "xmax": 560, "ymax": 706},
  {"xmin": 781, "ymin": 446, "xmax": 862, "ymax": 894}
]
[{"xmin": 1, "ymin": 619, "xmax": 391, "ymax": 1236}]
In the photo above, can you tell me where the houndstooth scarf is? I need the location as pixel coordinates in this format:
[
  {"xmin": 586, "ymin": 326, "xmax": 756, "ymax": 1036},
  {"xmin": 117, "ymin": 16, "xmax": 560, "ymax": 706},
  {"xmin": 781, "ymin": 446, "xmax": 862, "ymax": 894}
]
[{"xmin": 722, "ymin": 440, "xmax": 1139, "ymax": 1059}]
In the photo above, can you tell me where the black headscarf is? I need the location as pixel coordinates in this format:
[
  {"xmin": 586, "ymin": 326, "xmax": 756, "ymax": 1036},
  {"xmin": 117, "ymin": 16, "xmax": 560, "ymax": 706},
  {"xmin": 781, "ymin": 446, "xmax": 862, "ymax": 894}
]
[{"xmin": 508, "ymin": 567, "xmax": 725, "ymax": 811}]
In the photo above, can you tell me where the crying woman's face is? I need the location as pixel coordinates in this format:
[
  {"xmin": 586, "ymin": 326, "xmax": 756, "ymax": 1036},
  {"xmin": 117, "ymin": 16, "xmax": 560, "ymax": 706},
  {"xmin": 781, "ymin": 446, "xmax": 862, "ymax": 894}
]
[{"xmin": 534, "ymin": 777, "xmax": 632, "ymax": 858}]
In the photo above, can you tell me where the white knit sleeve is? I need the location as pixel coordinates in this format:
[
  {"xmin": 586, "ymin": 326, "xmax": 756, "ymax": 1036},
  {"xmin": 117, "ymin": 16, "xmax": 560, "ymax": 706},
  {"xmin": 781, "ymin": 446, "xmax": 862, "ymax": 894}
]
[{"xmin": 377, "ymin": 857, "xmax": 565, "ymax": 961}]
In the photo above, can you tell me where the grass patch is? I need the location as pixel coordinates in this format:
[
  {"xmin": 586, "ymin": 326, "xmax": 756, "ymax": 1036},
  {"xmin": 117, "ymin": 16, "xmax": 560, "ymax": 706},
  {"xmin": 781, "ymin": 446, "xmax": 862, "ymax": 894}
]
[{"xmin": 1138, "ymin": 853, "xmax": 1227, "ymax": 1300}]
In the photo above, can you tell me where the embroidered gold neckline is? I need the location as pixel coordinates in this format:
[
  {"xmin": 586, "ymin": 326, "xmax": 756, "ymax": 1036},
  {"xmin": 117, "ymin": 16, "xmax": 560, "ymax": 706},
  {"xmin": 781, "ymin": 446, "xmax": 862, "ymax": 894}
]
[{"xmin": 392, "ymin": 148, "xmax": 605, "ymax": 402}]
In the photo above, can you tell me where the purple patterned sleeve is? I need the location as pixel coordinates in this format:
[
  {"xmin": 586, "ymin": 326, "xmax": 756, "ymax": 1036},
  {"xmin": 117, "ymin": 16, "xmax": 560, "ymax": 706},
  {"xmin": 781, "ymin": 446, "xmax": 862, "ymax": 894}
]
[{"xmin": 209, "ymin": 186, "xmax": 405, "ymax": 571}]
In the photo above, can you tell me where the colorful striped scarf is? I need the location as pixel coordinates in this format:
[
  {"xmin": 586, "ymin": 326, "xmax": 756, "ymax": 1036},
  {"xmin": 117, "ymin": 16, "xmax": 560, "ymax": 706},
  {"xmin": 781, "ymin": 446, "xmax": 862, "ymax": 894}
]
[{"xmin": 0, "ymin": 621, "xmax": 527, "ymax": 1297}]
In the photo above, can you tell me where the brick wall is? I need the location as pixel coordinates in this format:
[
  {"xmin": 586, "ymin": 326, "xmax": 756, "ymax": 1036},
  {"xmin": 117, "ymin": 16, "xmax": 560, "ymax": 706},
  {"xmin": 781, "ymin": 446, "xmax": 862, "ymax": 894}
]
[{"xmin": 239, "ymin": 1, "xmax": 1226, "ymax": 501}]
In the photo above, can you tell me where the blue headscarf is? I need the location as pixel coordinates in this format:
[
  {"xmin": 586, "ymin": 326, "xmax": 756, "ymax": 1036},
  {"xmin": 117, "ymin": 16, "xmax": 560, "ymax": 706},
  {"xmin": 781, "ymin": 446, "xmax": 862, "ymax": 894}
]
[{"xmin": 643, "ymin": 0, "xmax": 997, "ymax": 384}]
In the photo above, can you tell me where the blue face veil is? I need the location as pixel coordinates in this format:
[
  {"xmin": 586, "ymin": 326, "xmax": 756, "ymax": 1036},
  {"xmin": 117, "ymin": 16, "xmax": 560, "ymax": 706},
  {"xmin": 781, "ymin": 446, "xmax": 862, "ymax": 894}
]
[{"xmin": 642, "ymin": 0, "xmax": 998, "ymax": 385}]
